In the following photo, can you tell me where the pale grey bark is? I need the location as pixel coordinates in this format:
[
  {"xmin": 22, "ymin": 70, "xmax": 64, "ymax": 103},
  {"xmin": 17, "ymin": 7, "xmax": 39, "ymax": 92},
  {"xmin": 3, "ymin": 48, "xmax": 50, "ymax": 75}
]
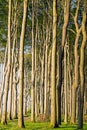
[
  {"xmin": 1, "ymin": 0, "xmax": 12, "ymax": 124},
  {"xmin": 31, "ymin": 0, "xmax": 35, "ymax": 122}
]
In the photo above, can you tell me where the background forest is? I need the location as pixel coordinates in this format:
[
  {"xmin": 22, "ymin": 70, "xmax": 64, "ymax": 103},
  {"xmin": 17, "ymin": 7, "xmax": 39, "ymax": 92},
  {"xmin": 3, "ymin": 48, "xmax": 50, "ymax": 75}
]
[{"xmin": 0, "ymin": 0, "xmax": 87, "ymax": 130}]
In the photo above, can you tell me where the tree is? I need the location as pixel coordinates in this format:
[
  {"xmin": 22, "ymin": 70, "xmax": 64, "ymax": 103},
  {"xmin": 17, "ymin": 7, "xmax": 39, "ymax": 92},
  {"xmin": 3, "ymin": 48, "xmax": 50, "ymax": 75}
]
[
  {"xmin": 50, "ymin": 0, "xmax": 58, "ymax": 127},
  {"xmin": 71, "ymin": 0, "xmax": 82, "ymax": 123},
  {"xmin": 78, "ymin": 0, "xmax": 87, "ymax": 128},
  {"xmin": 58, "ymin": 0, "xmax": 70, "ymax": 124},
  {"xmin": 31, "ymin": 0, "xmax": 35, "ymax": 122},
  {"xmin": 18, "ymin": 0, "xmax": 28, "ymax": 128},
  {"xmin": 1, "ymin": 0, "xmax": 12, "ymax": 124}
]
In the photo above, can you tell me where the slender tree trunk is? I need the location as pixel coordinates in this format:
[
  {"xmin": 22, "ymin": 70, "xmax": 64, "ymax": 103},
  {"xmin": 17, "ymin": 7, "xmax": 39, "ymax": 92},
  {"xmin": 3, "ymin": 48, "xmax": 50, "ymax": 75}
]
[
  {"xmin": 31, "ymin": 0, "xmax": 35, "ymax": 122},
  {"xmin": 8, "ymin": 64, "xmax": 13, "ymax": 120},
  {"xmin": 64, "ymin": 43, "xmax": 68, "ymax": 123},
  {"xmin": 40, "ymin": 56, "xmax": 44, "ymax": 114},
  {"xmin": 1, "ymin": 0, "xmax": 12, "ymax": 124},
  {"xmin": 18, "ymin": 0, "xmax": 28, "ymax": 128},
  {"xmin": 58, "ymin": 0, "xmax": 70, "ymax": 124},
  {"xmin": 50, "ymin": 0, "xmax": 58, "ymax": 127},
  {"xmin": 34, "ymin": 0, "xmax": 38, "ymax": 118},
  {"xmin": 78, "ymin": 1, "xmax": 87, "ymax": 128},
  {"xmin": 24, "ymin": 71, "xmax": 27, "ymax": 116},
  {"xmin": 71, "ymin": 0, "xmax": 82, "ymax": 123},
  {"xmin": 13, "ymin": 60, "xmax": 18, "ymax": 119},
  {"xmin": 0, "ymin": 46, "xmax": 7, "ymax": 116},
  {"xmin": 44, "ymin": 23, "xmax": 48, "ymax": 117}
]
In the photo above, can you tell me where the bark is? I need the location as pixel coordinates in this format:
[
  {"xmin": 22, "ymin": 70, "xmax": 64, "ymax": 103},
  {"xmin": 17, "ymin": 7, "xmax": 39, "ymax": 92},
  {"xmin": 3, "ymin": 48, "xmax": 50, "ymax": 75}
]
[
  {"xmin": 44, "ymin": 23, "xmax": 48, "ymax": 117},
  {"xmin": 0, "ymin": 46, "xmax": 7, "ymax": 116},
  {"xmin": 13, "ymin": 58, "xmax": 18, "ymax": 119},
  {"xmin": 68, "ymin": 49, "xmax": 72, "ymax": 117},
  {"xmin": 50, "ymin": 0, "xmax": 58, "ymax": 127},
  {"xmin": 47, "ymin": 50, "xmax": 51, "ymax": 118},
  {"xmin": 24, "ymin": 71, "xmax": 27, "ymax": 116},
  {"xmin": 18, "ymin": 0, "xmax": 28, "ymax": 128},
  {"xmin": 31, "ymin": 0, "xmax": 35, "ymax": 122},
  {"xmin": 40, "ymin": 55, "xmax": 44, "ymax": 114},
  {"xmin": 71, "ymin": 0, "xmax": 82, "ymax": 123},
  {"xmin": 1, "ymin": 0, "xmax": 12, "ymax": 124},
  {"xmin": 58, "ymin": 0, "xmax": 70, "ymax": 125},
  {"xmin": 78, "ymin": 1, "xmax": 87, "ymax": 128},
  {"xmin": 34, "ymin": 0, "xmax": 38, "ymax": 118},
  {"xmin": 8, "ymin": 6, "xmax": 17, "ymax": 119},
  {"xmin": 64, "ymin": 43, "xmax": 68, "ymax": 123}
]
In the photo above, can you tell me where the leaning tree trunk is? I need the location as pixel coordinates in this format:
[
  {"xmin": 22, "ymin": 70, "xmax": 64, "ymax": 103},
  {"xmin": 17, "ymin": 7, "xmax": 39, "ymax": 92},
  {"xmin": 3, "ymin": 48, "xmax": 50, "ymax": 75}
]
[
  {"xmin": 78, "ymin": 1, "xmax": 87, "ymax": 128},
  {"xmin": 18, "ymin": 0, "xmax": 28, "ymax": 128},
  {"xmin": 1, "ymin": 0, "xmax": 12, "ymax": 125}
]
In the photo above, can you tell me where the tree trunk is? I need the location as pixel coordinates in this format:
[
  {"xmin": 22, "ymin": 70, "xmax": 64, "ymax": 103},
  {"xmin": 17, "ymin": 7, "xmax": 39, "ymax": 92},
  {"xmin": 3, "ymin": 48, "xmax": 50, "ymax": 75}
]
[
  {"xmin": 58, "ymin": 0, "xmax": 70, "ymax": 125},
  {"xmin": 78, "ymin": 1, "xmax": 86, "ymax": 128},
  {"xmin": 71, "ymin": 0, "xmax": 81, "ymax": 123},
  {"xmin": 1, "ymin": 0, "xmax": 12, "ymax": 124},
  {"xmin": 50, "ymin": 0, "xmax": 58, "ymax": 127},
  {"xmin": 64, "ymin": 43, "xmax": 68, "ymax": 123},
  {"xmin": 44, "ymin": 23, "xmax": 48, "ymax": 117},
  {"xmin": 18, "ymin": 0, "xmax": 28, "ymax": 128},
  {"xmin": 0, "ymin": 46, "xmax": 7, "ymax": 117},
  {"xmin": 13, "ymin": 60, "xmax": 18, "ymax": 119},
  {"xmin": 31, "ymin": 0, "xmax": 35, "ymax": 122}
]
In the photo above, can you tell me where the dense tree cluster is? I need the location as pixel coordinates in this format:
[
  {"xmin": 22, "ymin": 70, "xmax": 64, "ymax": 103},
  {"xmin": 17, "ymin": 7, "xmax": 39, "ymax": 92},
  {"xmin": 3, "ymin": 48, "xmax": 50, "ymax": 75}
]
[{"xmin": 0, "ymin": 0, "xmax": 87, "ymax": 129}]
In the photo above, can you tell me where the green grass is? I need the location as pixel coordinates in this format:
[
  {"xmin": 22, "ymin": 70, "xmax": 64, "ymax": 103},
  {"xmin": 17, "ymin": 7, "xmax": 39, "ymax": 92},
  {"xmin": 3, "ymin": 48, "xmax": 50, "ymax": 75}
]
[{"xmin": 0, "ymin": 119, "xmax": 87, "ymax": 130}]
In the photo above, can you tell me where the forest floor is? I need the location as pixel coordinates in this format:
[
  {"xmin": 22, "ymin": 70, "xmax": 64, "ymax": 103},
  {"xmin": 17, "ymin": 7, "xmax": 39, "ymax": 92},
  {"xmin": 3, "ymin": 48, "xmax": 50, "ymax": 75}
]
[{"xmin": 0, "ymin": 117, "xmax": 87, "ymax": 130}]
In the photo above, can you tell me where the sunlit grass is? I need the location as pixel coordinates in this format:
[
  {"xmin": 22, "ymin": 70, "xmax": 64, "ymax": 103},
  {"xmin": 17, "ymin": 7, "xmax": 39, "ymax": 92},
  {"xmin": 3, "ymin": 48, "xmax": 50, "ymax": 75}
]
[{"xmin": 0, "ymin": 119, "xmax": 87, "ymax": 130}]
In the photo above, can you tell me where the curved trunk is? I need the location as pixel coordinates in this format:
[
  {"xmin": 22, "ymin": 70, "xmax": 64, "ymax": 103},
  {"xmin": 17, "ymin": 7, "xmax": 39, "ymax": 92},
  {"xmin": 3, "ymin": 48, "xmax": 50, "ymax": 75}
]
[
  {"xmin": 18, "ymin": 0, "xmax": 28, "ymax": 128},
  {"xmin": 1, "ymin": 0, "xmax": 11, "ymax": 125},
  {"xmin": 71, "ymin": 0, "xmax": 81, "ymax": 123},
  {"xmin": 58, "ymin": 0, "xmax": 70, "ymax": 124}
]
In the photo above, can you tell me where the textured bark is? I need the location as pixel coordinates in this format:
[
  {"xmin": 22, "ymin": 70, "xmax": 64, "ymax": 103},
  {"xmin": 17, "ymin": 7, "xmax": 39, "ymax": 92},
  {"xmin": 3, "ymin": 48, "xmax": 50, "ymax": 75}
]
[
  {"xmin": 68, "ymin": 51, "xmax": 72, "ymax": 117},
  {"xmin": 47, "ymin": 50, "xmax": 51, "ymax": 118},
  {"xmin": 58, "ymin": 0, "xmax": 70, "ymax": 125},
  {"xmin": 24, "ymin": 71, "xmax": 27, "ymax": 116},
  {"xmin": 64, "ymin": 44, "xmax": 68, "ymax": 123},
  {"xmin": 31, "ymin": 0, "xmax": 35, "ymax": 122},
  {"xmin": 13, "ymin": 59, "xmax": 18, "ymax": 119},
  {"xmin": 1, "ymin": 0, "xmax": 11, "ymax": 124},
  {"xmin": 0, "ymin": 46, "xmax": 7, "ymax": 116},
  {"xmin": 18, "ymin": 0, "xmax": 28, "ymax": 128},
  {"xmin": 78, "ymin": 1, "xmax": 87, "ymax": 128},
  {"xmin": 8, "ymin": 65, "xmax": 13, "ymax": 120},
  {"xmin": 44, "ymin": 23, "xmax": 48, "ymax": 117},
  {"xmin": 71, "ymin": 0, "xmax": 82, "ymax": 123},
  {"xmin": 40, "ymin": 56, "xmax": 44, "ymax": 114},
  {"xmin": 34, "ymin": 0, "xmax": 38, "ymax": 118},
  {"xmin": 8, "ymin": 8, "xmax": 17, "ymax": 119},
  {"xmin": 50, "ymin": 0, "xmax": 58, "ymax": 127}
]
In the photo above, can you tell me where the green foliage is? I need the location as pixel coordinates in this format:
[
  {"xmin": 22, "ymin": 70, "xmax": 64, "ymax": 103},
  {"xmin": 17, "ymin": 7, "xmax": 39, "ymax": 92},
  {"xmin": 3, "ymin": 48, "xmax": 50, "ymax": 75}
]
[
  {"xmin": 0, "ymin": 50, "xmax": 5, "ymax": 63},
  {"xmin": 0, "ymin": 0, "xmax": 8, "ymax": 48},
  {"xmin": 24, "ymin": 53, "xmax": 32, "ymax": 70}
]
